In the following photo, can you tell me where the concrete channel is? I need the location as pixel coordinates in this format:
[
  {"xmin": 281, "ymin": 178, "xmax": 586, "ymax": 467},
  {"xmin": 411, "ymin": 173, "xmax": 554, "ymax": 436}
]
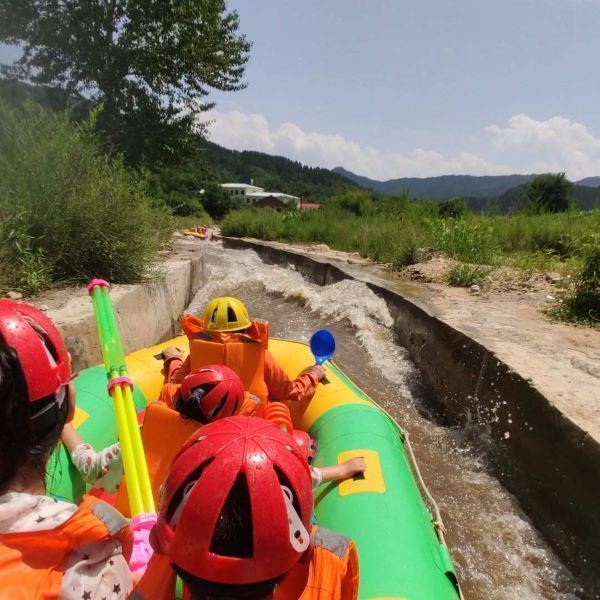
[{"xmin": 219, "ymin": 235, "xmax": 600, "ymax": 597}]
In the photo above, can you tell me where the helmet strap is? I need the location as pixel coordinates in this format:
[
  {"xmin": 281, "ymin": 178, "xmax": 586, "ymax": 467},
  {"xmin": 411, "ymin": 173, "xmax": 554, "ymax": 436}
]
[{"xmin": 280, "ymin": 485, "xmax": 310, "ymax": 553}]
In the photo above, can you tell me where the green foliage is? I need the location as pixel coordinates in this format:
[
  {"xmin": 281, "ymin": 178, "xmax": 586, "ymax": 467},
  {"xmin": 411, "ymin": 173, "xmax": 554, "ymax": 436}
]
[
  {"xmin": 447, "ymin": 264, "xmax": 491, "ymax": 287},
  {"xmin": 431, "ymin": 219, "xmax": 499, "ymax": 264},
  {"xmin": 527, "ymin": 173, "xmax": 573, "ymax": 214},
  {"xmin": 0, "ymin": 0, "xmax": 251, "ymax": 167},
  {"xmin": 202, "ymin": 182, "xmax": 241, "ymax": 219},
  {"xmin": 438, "ymin": 198, "xmax": 468, "ymax": 218},
  {"xmin": 555, "ymin": 238, "xmax": 600, "ymax": 325},
  {"xmin": 0, "ymin": 101, "xmax": 169, "ymax": 295},
  {"xmin": 325, "ymin": 190, "xmax": 375, "ymax": 216}
]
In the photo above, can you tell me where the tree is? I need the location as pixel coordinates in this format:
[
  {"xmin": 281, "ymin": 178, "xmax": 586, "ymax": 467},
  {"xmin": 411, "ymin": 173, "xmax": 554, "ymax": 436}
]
[
  {"xmin": 0, "ymin": 0, "xmax": 251, "ymax": 166},
  {"xmin": 202, "ymin": 182, "xmax": 239, "ymax": 219},
  {"xmin": 527, "ymin": 173, "xmax": 573, "ymax": 213}
]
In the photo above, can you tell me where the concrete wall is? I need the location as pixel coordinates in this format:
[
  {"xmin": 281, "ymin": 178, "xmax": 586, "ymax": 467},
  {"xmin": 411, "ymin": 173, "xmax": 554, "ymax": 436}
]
[
  {"xmin": 47, "ymin": 256, "xmax": 204, "ymax": 371},
  {"xmin": 220, "ymin": 235, "xmax": 600, "ymax": 596}
]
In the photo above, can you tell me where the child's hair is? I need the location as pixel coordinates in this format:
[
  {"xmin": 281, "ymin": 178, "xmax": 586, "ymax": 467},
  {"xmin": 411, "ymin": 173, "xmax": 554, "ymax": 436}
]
[{"xmin": 0, "ymin": 343, "xmax": 69, "ymax": 491}]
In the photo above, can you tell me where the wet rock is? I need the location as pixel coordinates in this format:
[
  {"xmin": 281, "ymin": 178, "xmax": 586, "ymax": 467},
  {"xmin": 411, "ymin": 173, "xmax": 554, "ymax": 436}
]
[
  {"xmin": 546, "ymin": 272, "xmax": 562, "ymax": 284},
  {"xmin": 6, "ymin": 291, "xmax": 23, "ymax": 300},
  {"xmin": 469, "ymin": 284, "xmax": 481, "ymax": 294}
]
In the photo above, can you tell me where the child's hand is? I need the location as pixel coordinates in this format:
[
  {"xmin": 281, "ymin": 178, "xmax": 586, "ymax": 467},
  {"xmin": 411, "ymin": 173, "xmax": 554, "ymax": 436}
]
[
  {"xmin": 306, "ymin": 365, "xmax": 327, "ymax": 382},
  {"xmin": 162, "ymin": 346, "xmax": 183, "ymax": 361},
  {"xmin": 341, "ymin": 457, "xmax": 366, "ymax": 479}
]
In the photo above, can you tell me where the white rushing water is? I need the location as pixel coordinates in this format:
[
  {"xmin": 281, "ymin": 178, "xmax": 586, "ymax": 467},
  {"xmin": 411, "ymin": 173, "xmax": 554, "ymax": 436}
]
[{"xmin": 188, "ymin": 241, "xmax": 583, "ymax": 599}]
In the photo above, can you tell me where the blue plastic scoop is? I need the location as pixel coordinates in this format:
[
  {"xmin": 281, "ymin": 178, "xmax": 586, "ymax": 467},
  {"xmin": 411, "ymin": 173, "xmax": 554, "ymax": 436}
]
[{"xmin": 310, "ymin": 329, "xmax": 336, "ymax": 365}]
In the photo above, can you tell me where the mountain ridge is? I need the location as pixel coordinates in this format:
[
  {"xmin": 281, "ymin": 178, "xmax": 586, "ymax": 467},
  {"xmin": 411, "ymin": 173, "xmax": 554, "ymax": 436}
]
[{"xmin": 333, "ymin": 166, "xmax": 600, "ymax": 199}]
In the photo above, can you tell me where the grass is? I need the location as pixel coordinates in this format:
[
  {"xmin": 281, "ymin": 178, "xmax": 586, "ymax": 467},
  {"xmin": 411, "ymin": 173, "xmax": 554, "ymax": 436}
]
[
  {"xmin": 447, "ymin": 264, "xmax": 492, "ymax": 287},
  {"xmin": 0, "ymin": 101, "xmax": 171, "ymax": 295},
  {"xmin": 221, "ymin": 191, "xmax": 600, "ymax": 325}
]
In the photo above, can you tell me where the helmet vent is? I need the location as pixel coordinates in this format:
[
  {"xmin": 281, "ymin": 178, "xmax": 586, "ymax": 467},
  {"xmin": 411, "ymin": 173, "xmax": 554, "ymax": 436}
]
[
  {"xmin": 273, "ymin": 466, "xmax": 302, "ymax": 520},
  {"xmin": 210, "ymin": 473, "xmax": 253, "ymax": 558},
  {"xmin": 227, "ymin": 306, "xmax": 237, "ymax": 323},
  {"xmin": 167, "ymin": 457, "xmax": 214, "ymax": 526},
  {"xmin": 25, "ymin": 317, "xmax": 59, "ymax": 365},
  {"xmin": 209, "ymin": 392, "xmax": 229, "ymax": 419}
]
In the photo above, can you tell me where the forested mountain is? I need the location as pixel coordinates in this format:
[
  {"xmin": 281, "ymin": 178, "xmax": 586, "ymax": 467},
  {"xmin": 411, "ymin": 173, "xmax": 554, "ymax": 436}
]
[
  {"xmin": 198, "ymin": 140, "xmax": 356, "ymax": 200},
  {"xmin": 333, "ymin": 167, "xmax": 536, "ymax": 198},
  {"xmin": 577, "ymin": 176, "xmax": 600, "ymax": 188},
  {"xmin": 0, "ymin": 79, "xmax": 93, "ymax": 120}
]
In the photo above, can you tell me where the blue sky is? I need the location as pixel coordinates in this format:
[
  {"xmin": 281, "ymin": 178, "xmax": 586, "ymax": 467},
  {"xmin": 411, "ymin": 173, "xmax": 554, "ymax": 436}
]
[{"xmin": 3, "ymin": 0, "xmax": 600, "ymax": 179}]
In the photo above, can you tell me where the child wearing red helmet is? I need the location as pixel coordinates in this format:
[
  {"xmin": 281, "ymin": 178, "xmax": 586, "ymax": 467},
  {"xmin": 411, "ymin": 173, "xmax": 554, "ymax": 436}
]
[
  {"xmin": 0, "ymin": 300, "xmax": 133, "ymax": 599},
  {"xmin": 135, "ymin": 416, "xmax": 359, "ymax": 600},
  {"xmin": 61, "ymin": 363, "xmax": 252, "ymax": 503}
]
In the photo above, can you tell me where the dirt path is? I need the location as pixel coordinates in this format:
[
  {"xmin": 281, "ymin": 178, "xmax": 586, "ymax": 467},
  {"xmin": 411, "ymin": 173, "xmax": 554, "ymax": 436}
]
[{"xmin": 256, "ymin": 239, "xmax": 600, "ymax": 441}]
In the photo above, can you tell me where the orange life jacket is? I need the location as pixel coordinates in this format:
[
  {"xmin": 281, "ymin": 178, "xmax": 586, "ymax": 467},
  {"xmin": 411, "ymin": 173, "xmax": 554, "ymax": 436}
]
[
  {"xmin": 132, "ymin": 527, "xmax": 358, "ymax": 600},
  {"xmin": 180, "ymin": 314, "xmax": 270, "ymax": 403},
  {"xmin": 0, "ymin": 495, "xmax": 132, "ymax": 600},
  {"xmin": 115, "ymin": 402, "xmax": 201, "ymax": 518},
  {"xmin": 275, "ymin": 528, "xmax": 359, "ymax": 600}
]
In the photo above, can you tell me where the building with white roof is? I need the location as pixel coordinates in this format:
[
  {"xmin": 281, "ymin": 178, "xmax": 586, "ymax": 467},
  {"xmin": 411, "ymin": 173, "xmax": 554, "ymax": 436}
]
[{"xmin": 221, "ymin": 183, "xmax": 301, "ymax": 209}]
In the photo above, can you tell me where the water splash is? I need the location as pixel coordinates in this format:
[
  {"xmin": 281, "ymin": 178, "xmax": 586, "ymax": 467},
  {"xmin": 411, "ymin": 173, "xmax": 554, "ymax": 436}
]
[{"xmin": 189, "ymin": 242, "xmax": 581, "ymax": 599}]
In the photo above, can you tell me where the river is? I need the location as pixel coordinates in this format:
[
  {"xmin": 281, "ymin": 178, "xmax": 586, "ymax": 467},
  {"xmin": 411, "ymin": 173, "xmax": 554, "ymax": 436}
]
[{"xmin": 188, "ymin": 241, "xmax": 582, "ymax": 599}]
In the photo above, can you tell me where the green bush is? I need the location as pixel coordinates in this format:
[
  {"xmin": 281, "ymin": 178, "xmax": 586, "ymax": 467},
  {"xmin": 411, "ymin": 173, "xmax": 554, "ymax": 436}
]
[
  {"xmin": 438, "ymin": 198, "xmax": 468, "ymax": 218},
  {"xmin": 447, "ymin": 263, "xmax": 491, "ymax": 287},
  {"xmin": 325, "ymin": 190, "xmax": 375, "ymax": 216},
  {"xmin": 527, "ymin": 172, "xmax": 573, "ymax": 214},
  {"xmin": 556, "ymin": 241, "xmax": 600, "ymax": 325},
  {"xmin": 0, "ymin": 101, "xmax": 169, "ymax": 294}
]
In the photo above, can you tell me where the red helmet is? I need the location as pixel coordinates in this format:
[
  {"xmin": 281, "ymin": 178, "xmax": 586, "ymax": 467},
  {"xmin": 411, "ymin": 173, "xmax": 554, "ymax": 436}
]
[
  {"xmin": 179, "ymin": 365, "xmax": 245, "ymax": 423},
  {"xmin": 0, "ymin": 300, "xmax": 71, "ymax": 402},
  {"xmin": 292, "ymin": 430, "xmax": 317, "ymax": 463},
  {"xmin": 155, "ymin": 416, "xmax": 313, "ymax": 585}
]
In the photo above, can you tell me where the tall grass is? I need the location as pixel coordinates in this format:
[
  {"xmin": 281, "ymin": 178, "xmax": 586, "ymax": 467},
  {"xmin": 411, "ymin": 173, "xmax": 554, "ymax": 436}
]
[
  {"xmin": 221, "ymin": 201, "xmax": 600, "ymax": 275},
  {"xmin": 0, "ymin": 102, "xmax": 171, "ymax": 294}
]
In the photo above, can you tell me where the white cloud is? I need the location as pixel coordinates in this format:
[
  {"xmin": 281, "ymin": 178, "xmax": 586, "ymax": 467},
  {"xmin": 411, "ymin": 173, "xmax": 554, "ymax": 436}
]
[
  {"xmin": 206, "ymin": 109, "xmax": 600, "ymax": 180},
  {"xmin": 206, "ymin": 109, "xmax": 511, "ymax": 179},
  {"xmin": 485, "ymin": 114, "xmax": 600, "ymax": 180}
]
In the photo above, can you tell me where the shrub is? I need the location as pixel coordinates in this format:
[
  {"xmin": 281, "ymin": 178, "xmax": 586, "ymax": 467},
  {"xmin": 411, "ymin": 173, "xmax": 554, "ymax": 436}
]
[
  {"xmin": 0, "ymin": 101, "xmax": 169, "ymax": 295},
  {"xmin": 448, "ymin": 263, "xmax": 491, "ymax": 287},
  {"xmin": 438, "ymin": 198, "xmax": 468, "ymax": 218},
  {"xmin": 325, "ymin": 190, "xmax": 375, "ymax": 216},
  {"xmin": 527, "ymin": 173, "xmax": 573, "ymax": 214},
  {"xmin": 556, "ymin": 241, "xmax": 600, "ymax": 325}
]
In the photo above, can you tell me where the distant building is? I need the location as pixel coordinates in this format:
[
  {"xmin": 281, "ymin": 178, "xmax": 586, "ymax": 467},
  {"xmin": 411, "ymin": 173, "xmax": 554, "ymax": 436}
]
[
  {"xmin": 300, "ymin": 202, "xmax": 320, "ymax": 210},
  {"xmin": 221, "ymin": 183, "xmax": 264, "ymax": 203},
  {"xmin": 246, "ymin": 192, "xmax": 300, "ymax": 209},
  {"xmin": 221, "ymin": 183, "xmax": 301, "ymax": 209}
]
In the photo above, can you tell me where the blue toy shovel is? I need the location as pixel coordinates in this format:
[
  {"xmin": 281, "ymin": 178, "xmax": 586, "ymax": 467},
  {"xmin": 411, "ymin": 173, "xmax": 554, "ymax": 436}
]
[
  {"xmin": 310, "ymin": 329, "xmax": 336, "ymax": 365},
  {"xmin": 310, "ymin": 330, "xmax": 335, "ymax": 384}
]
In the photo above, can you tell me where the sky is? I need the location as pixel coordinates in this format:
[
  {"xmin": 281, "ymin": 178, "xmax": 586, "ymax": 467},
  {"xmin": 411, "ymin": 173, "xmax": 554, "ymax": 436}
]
[{"xmin": 3, "ymin": 0, "xmax": 600, "ymax": 180}]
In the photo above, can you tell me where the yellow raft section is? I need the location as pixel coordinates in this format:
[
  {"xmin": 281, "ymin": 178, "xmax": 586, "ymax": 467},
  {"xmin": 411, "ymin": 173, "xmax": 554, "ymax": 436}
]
[{"xmin": 125, "ymin": 335, "xmax": 372, "ymax": 430}]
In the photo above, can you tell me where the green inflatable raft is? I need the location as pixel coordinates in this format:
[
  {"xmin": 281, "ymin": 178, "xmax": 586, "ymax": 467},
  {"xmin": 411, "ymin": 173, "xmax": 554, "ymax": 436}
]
[{"xmin": 47, "ymin": 336, "xmax": 462, "ymax": 600}]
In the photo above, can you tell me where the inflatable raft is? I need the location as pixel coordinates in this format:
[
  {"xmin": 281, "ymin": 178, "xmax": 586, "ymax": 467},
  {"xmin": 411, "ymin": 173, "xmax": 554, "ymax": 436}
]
[
  {"xmin": 183, "ymin": 228, "xmax": 207, "ymax": 239},
  {"xmin": 47, "ymin": 336, "xmax": 461, "ymax": 599}
]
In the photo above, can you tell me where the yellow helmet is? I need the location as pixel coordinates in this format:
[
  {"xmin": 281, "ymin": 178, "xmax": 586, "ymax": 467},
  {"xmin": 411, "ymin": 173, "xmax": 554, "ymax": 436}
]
[{"xmin": 202, "ymin": 297, "xmax": 251, "ymax": 332}]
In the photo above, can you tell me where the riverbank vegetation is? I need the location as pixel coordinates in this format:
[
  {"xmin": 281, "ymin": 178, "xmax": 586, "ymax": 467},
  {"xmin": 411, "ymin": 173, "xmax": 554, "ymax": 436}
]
[
  {"xmin": 221, "ymin": 190, "xmax": 600, "ymax": 325},
  {"xmin": 0, "ymin": 102, "xmax": 172, "ymax": 295}
]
